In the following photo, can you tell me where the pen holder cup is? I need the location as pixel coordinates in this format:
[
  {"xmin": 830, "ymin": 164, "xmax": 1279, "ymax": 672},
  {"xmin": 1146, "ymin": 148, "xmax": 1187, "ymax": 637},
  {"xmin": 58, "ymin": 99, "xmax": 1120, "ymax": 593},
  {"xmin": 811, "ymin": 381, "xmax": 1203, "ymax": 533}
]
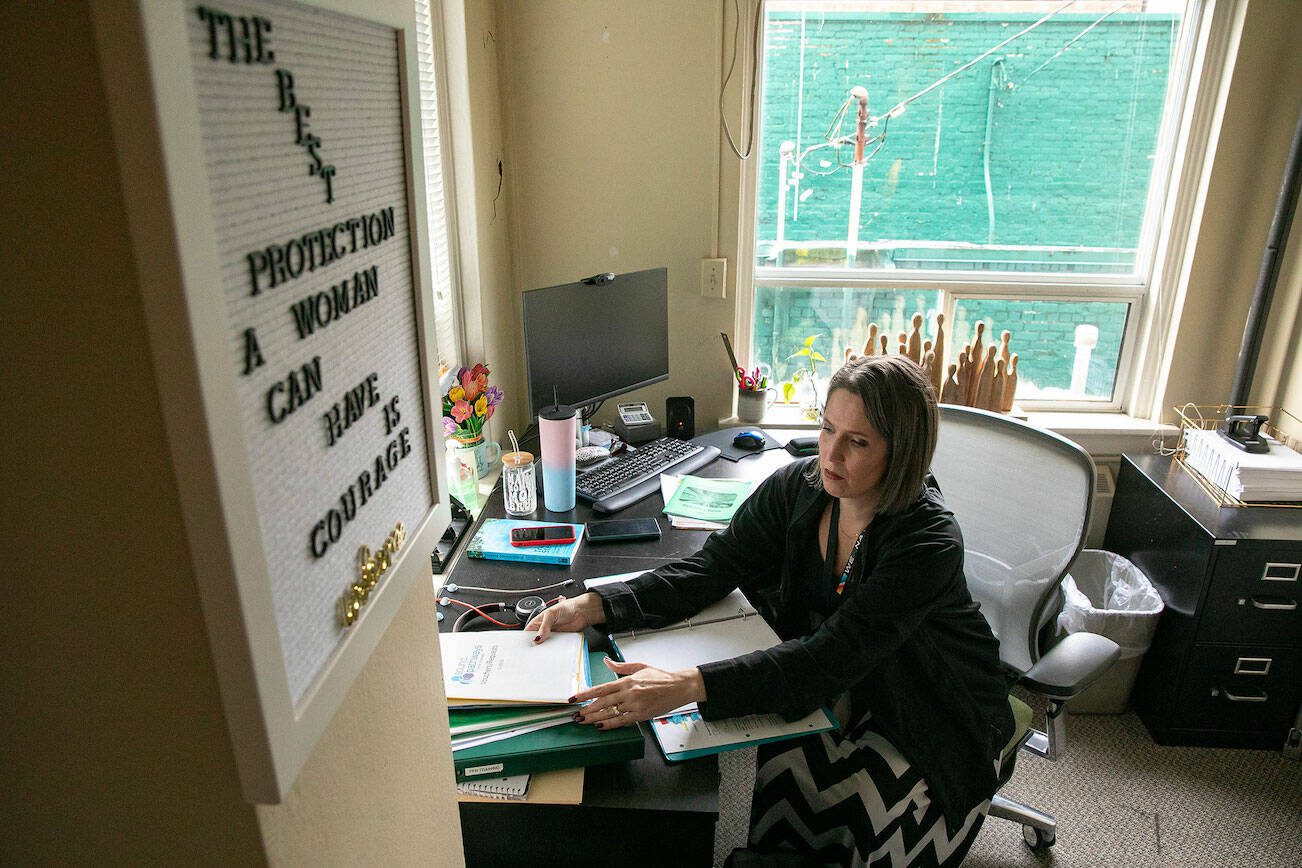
[{"xmin": 736, "ymin": 387, "xmax": 777, "ymax": 424}]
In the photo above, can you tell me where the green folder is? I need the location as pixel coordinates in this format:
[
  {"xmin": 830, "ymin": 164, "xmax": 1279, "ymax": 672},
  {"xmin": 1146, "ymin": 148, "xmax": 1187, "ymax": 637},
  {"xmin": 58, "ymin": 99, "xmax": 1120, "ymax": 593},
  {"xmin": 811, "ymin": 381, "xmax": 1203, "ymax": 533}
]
[{"xmin": 452, "ymin": 650, "xmax": 644, "ymax": 782}]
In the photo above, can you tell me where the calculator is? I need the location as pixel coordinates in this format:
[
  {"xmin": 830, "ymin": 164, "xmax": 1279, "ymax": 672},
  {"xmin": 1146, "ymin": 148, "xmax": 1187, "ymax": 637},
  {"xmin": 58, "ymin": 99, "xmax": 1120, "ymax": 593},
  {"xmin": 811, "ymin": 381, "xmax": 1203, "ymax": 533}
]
[{"xmin": 617, "ymin": 402, "xmax": 655, "ymax": 426}]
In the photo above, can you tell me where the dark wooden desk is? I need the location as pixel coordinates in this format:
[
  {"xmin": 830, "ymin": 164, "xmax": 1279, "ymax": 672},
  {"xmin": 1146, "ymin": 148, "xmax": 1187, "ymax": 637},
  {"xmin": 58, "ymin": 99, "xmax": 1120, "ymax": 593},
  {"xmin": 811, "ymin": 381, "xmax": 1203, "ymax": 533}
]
[{"xmin": 443, "ymin": 433, "xmax": 798, "ymax": 867}]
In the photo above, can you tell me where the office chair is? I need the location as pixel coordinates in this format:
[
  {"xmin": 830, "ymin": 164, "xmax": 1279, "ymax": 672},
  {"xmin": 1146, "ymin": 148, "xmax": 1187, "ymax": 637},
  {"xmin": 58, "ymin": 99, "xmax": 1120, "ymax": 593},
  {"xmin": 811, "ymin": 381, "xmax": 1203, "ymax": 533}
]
[{"xmin": 931, "ymin": 405, "xmax": 1121, "ymax": 851}]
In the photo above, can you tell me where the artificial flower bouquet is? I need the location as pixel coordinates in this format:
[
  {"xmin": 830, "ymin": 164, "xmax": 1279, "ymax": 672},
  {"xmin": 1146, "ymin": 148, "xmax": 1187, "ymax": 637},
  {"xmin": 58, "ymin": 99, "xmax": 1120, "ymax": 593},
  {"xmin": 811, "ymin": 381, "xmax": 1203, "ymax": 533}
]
[{"xmin": 442, "ymin": 363, "xmax": 503, "ymax": 441}]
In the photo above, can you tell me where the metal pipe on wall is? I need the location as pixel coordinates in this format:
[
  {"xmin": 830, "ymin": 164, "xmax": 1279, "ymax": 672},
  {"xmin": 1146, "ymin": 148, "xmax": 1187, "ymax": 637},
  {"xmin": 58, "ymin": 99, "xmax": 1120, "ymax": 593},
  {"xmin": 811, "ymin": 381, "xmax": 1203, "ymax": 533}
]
[{"xmin": 1228, "ymin": 106, "xmax": 1302, "ymax": 408}]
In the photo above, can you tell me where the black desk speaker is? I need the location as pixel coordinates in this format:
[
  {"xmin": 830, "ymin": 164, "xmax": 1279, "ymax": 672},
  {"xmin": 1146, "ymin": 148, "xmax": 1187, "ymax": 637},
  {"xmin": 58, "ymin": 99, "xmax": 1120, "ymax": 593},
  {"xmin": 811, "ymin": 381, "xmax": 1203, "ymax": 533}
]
[{"xmin": 666, "ymin": 396, "xmax": 695, "ymax": 440}]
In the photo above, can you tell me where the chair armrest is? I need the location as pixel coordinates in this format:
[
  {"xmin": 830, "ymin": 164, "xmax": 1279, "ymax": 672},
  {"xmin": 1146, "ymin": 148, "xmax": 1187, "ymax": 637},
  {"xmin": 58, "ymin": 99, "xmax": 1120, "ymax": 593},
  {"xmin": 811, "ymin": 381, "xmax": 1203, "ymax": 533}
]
[{"xmin": 1019, "ymin": 632, "xmax": 1120, "ymax": 700}]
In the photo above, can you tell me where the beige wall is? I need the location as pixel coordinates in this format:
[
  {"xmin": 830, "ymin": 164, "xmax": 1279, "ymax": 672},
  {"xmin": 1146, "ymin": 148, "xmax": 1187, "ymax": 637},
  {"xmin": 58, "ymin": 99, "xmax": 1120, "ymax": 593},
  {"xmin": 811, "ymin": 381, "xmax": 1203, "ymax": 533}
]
[
  {"xmin": 1162, "ymin": 0, "xmax": 1302, "ymax": 419},
  {"xmin": 494, "ymin": 0, "xmax": 734, "ymax": 431},
  {"xmin": 491, "ymin": 1, "xmax": 1302, "ymax": 434},
  {"xmin": 2, "ymin": 1, "xmax": 462, "ymax": 864}
]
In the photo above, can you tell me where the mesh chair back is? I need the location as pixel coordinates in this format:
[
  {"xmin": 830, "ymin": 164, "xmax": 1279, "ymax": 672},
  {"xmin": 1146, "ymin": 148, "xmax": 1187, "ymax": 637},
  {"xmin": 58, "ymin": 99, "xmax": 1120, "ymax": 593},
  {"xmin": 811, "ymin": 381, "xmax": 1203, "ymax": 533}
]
[{"xmin": 931, "ymin": 405, "xmax": 1095, "ymax": 673}]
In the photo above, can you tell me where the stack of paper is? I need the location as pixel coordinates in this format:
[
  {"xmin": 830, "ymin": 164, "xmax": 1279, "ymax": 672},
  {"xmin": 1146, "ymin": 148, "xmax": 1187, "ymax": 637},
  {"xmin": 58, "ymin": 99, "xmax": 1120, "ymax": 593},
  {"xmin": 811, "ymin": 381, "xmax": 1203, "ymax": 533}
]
[
  {"xmin": 442, "ymin": 643, "xmax": 645, "ymax": 782},
  {"xmin": 449, "ymin": 705, "xmax": 576, "ymax": 751},
  {"xmin": 1182, "ymin": 428, "xmax": 1302, "ymax": 502},
  {"xmin": 659, "ymin": 474, "xmax": 757, "ymax": 530}
]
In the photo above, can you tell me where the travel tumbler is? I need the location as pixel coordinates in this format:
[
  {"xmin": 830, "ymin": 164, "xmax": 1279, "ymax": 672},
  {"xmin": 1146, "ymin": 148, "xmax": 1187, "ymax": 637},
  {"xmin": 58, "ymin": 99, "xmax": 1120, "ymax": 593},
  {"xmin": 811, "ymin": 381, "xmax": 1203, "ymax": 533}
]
[{"xmin": 538, "ymin": 402, "xmax": 577, "ymax": 512}]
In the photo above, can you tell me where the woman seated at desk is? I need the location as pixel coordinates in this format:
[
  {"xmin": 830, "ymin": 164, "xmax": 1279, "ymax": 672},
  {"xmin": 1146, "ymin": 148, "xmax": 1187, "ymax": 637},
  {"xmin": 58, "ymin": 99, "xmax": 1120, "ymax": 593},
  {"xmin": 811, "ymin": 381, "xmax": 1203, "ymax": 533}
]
[{"xmin": 528, "ymin": 355, "xmax": 1014, "ymax": 867}]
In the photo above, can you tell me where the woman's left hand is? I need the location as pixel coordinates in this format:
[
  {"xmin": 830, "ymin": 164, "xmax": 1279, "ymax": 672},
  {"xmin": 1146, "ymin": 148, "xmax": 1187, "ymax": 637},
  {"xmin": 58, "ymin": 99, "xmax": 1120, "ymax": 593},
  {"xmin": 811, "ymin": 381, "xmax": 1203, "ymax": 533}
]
[{"xmin": 571, "ymin": 658, "xmax": 707, "ymax": 729}]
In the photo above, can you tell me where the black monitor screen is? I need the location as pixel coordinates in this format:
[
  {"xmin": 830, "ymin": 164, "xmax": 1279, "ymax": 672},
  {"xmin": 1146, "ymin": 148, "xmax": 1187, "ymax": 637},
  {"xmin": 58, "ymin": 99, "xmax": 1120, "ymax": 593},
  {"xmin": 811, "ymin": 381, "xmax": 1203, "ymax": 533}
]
[{"xmin": 523, "ymin": 267, "xmax": 669, "ymax": 417}]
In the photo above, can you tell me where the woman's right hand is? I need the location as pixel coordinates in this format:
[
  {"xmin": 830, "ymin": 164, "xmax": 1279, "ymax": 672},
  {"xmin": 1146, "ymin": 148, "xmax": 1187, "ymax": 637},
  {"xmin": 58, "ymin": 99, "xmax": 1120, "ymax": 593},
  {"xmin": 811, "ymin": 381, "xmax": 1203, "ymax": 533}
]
[{"xmin": 525, "ymin": 591, "xmax": 605, "ymax": 644}]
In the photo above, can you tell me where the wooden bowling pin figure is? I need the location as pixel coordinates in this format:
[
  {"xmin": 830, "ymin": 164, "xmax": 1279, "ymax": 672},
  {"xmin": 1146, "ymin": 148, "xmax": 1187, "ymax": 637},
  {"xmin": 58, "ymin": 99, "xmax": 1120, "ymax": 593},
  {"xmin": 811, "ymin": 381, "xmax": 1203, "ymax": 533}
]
[
  {"xmin": 940, "ymin": 363, "xmax": 960, "ymax": 404},
  {"xmin": 964, "ymin": 345, "xmax": 980, "ymax": 406},
  {"xmin": 990, "ymin": 358, "xmax": 1007, "ymax": 413},
  {"xmin": 955, "ymin": 349, "xmax": 971, "ymax": 406},
  {"xmin": 880, "ymin": 334, "xmax": 889, "ymax": 355},
  {"xmin": 970, "ymin": 321, "xmax": 986, "ymax": 388},
  {"xmin": 998, "ymin": 330, "xmax": 1012, "ymax": 368},
  {"xmin": 974, "ymin": 345, "xmax": 998, "ymax": 410},
  {"xmin": 864, "ymin": 323, "xmax": 879, "ymax": 357},
  {"xmin": 907, "ymin": 313, "xmax": 923, "ymax": 364},
  {"xmin": 922, "ymin": 340, "xmax": 939, "ymax": 394},
  {"xmin": 897, "ymin": 332, "xmax": 908, "ymax": 357},
  {"xmin": 1001, "ymin": 353, "xmax": 1019, "ymax": 412},
  {"xmin": 933, "ymin": 313, "xmax": 946, "ymax": 381}
]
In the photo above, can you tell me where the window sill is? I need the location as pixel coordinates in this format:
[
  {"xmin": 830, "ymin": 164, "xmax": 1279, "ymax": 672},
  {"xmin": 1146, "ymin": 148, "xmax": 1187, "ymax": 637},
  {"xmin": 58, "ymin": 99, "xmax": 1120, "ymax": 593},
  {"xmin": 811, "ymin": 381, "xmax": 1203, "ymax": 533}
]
[{"xmin": 722, "ymin": 405, "xmax": 1176, "ymax": 458}]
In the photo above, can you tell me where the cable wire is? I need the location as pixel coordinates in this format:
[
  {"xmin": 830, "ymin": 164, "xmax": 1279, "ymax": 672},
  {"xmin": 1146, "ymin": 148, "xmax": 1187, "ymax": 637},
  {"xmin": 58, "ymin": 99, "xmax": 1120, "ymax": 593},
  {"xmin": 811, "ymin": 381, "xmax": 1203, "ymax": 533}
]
[
  {"xmin": 720, "ymin": 0, "xmax": 764, "ymax": 159},
  {"xmin": 446, "ymin": 579, "xmax": 575, "ymax": 595}
]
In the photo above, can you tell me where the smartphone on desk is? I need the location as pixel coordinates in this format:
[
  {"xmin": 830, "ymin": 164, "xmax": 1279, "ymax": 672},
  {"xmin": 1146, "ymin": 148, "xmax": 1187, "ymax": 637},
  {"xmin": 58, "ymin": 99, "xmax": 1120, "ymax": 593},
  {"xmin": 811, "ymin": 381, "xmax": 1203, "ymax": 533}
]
[
  {"xmin": 509, "ymin": 524, "xmax": 577, "ymax": 547},
  {"xmin": 585, "ymin": 517, "xmax": 662, "ymax": 543}
]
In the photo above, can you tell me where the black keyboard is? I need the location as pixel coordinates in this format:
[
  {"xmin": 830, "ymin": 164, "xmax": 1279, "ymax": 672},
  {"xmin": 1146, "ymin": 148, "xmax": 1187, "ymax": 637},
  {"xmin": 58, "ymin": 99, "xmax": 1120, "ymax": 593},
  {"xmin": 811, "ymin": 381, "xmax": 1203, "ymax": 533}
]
[{"xmin": 576, "ymin": 438, "xmax": 718, "ymax": 512}]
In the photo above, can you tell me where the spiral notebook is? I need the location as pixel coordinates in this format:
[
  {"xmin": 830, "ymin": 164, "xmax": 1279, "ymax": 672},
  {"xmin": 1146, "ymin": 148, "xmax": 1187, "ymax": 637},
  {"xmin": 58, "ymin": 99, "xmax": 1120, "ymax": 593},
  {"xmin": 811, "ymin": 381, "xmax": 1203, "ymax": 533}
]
[{"xmin": 455, "ymin": 773, "xmax": 530, "ymax": 800}]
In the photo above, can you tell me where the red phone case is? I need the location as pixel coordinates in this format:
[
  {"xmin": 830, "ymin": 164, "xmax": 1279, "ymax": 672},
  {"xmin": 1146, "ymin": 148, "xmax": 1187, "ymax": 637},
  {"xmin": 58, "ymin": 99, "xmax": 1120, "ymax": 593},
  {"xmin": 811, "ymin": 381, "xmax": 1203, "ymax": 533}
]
[{"xmin": 510, "ymin": 527, "xmax": 575, "ymax": 547}]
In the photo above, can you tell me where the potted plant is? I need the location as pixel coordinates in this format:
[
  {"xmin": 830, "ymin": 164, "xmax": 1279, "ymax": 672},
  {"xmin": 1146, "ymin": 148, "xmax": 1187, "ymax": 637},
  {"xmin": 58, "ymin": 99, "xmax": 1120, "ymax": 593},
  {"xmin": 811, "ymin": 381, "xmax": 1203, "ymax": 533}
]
[
  {"xmin": 784, "ymin": 334, "xmax": 827, "ymax": 421},
  {"xmin": 442, "ymin": 363, "xmax": 504, "ymax": 479}
]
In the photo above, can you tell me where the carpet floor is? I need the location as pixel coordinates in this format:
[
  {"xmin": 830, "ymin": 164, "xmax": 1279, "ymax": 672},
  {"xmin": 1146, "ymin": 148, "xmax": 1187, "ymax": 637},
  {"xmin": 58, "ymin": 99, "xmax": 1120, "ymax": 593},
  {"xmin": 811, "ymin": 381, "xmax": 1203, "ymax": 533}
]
[{"xmin": 963, "ymin": 707, "xmax": 1302, "ymax": 867}]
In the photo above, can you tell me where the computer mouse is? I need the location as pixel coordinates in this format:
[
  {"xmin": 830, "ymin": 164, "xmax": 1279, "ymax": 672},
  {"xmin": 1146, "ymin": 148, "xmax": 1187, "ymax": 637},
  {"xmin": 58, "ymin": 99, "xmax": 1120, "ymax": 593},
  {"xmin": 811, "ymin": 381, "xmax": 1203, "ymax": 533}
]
[{"xmin": 732, "ymin": 430, "xmax": 766, "ymax": 450}]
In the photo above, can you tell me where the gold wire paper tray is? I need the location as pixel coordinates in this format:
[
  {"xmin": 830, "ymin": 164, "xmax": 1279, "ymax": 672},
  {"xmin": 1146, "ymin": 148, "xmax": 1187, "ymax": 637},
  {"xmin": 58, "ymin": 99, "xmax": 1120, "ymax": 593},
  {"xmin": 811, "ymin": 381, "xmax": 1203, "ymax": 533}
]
[{"xmin": 1173, "ymin": 405, "xmax": 1302, "ymax": 509}]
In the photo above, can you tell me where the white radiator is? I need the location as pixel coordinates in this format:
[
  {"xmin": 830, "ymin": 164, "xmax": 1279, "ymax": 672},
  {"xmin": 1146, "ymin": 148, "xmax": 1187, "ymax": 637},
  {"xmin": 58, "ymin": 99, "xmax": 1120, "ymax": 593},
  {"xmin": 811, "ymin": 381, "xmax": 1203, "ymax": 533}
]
[{"xmin": 1085, "ymin": 464, "xmax": 1117, "ymax": 549}]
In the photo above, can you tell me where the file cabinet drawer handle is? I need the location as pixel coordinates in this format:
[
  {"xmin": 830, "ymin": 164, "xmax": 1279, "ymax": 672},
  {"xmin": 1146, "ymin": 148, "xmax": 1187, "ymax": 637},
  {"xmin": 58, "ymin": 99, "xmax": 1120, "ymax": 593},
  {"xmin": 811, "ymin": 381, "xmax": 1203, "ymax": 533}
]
[
  {"xmin": 1233, "ymin": 657, "xmax": 1272, "ymax": 676},
  {"xmin": 1249, "ymin": 597, "xmax": 1298, "ymax": 611},
  {"xmin": 1261, "ymin": 562, "xmax": 1300, "ymax": 582},
  {"xmin": 1219, "ymin": 688, "xmax": 1268, "ymax": 703}
]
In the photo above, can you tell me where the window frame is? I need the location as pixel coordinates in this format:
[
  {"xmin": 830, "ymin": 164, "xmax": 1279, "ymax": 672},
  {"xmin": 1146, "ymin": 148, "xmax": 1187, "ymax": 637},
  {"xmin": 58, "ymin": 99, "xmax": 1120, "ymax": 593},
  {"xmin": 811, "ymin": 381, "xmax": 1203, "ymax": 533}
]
[
  {"xmin": 415, "ymin": 0, "xmax": 467, "ymax": 374},
  {"xmin": 736, "ymin": 0, "xmax": 1220, "ymax": 414}
]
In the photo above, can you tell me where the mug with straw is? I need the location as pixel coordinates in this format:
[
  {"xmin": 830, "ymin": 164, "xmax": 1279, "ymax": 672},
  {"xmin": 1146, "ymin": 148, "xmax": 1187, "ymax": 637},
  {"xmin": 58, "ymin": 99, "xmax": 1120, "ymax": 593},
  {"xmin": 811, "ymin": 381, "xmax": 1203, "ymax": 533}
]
[{"xmin": 501, "ymin": 429, "xmax": 537, "ymax": 516}]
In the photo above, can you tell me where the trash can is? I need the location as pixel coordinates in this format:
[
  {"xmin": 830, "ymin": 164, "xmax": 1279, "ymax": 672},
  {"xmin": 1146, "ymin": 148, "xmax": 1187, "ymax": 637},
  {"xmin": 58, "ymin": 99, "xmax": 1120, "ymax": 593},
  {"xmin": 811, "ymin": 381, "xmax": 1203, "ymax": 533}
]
[{"xmin": 1055, "ymin": 549, "xmax": 1165, "ymax": 714}]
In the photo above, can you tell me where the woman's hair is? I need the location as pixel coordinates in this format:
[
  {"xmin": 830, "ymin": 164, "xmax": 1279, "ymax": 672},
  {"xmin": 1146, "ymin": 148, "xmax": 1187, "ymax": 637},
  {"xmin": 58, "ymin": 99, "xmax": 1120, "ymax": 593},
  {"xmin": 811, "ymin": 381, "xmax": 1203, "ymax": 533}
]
[{"xmin": 821, "ymin": 354, "xmax": 938, "ymax": 514}]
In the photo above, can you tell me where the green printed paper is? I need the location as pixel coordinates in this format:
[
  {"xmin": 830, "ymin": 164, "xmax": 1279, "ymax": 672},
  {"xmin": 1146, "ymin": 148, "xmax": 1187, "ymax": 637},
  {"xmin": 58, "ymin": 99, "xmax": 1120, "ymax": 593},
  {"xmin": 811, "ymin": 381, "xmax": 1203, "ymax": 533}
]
[{"xmin": 661, "ymin": 475, "xmax": 755, "ymax": 523}]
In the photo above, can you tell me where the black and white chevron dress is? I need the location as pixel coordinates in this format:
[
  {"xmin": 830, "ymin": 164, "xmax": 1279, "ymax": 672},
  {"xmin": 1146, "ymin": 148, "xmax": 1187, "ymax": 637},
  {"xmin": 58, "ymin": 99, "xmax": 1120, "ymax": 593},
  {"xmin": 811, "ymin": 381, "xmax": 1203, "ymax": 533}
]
[{"xmin": 745, "ymin": 707, "xmax": 988, "ymax": 867}]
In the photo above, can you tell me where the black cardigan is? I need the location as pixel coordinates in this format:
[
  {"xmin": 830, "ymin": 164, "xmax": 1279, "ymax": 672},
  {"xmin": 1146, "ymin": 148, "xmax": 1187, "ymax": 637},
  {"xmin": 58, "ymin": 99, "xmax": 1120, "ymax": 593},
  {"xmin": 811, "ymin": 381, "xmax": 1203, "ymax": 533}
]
[{"xmin": 593, "ymin": 457, "xmax": 1015, "ymax": 833}]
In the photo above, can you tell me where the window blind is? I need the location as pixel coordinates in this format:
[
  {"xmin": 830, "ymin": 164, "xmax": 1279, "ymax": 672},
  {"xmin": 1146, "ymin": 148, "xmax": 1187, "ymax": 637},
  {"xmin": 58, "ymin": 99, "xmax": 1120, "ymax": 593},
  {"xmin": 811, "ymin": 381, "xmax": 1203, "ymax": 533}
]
[{"xmin": 414, "ymin": 0, "xmax": 461, "ymax": 371}]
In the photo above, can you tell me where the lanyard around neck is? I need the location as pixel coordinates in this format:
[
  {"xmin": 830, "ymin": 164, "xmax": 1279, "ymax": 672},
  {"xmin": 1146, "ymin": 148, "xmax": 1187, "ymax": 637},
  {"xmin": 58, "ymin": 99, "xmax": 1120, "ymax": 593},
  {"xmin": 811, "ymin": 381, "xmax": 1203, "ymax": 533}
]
[{"xmin": 825, "ymin": 498, "xmax": 867, "ymax": 596}]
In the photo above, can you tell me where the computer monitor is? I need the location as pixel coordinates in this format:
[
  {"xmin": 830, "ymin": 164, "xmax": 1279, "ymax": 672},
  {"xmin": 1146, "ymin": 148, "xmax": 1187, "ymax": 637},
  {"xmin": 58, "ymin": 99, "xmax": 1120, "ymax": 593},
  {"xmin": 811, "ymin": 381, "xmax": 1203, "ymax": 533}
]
[{"xmin": 522, "ymin": 267, "xmax": 669, "ymax": 418}]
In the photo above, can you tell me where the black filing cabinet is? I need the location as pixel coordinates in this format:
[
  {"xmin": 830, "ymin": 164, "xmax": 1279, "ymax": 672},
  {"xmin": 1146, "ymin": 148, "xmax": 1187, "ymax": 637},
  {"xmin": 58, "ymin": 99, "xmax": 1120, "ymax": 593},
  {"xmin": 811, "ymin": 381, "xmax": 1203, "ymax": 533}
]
[{"xmin": 1104, "ymin": 454, "xmax": 1302, "ymax": 750}]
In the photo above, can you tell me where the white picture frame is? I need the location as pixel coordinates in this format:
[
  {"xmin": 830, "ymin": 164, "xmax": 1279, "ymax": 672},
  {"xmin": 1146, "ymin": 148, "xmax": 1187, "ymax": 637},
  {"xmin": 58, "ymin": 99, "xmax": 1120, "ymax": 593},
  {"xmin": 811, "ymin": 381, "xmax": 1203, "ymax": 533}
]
[{"xmin": 102, "ymin": 0, "xmax": 451, "ymax": 803}]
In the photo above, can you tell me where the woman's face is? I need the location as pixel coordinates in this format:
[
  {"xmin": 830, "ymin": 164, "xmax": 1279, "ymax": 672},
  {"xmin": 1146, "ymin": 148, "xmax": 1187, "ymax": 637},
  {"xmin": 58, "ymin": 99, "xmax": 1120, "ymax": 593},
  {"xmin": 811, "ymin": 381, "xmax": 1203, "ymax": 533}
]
[{"xmin": 819, "ymin": 387, "xmax": 888, "ymax": 504}]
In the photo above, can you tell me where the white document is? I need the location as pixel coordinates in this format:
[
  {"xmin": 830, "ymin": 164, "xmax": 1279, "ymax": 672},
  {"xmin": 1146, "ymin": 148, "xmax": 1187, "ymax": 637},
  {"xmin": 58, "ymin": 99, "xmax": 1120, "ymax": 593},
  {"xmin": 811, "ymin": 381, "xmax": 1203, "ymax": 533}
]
[
  {"xmin": 586, "ymin": 577, "xmax": 836, "ymax": 759},
  {"xmin": 439, "ymin": 630, "xmax": 587, "ymax": 704},
  {"xmin": 608, "ymin": 588, "xmax": 774, "ymax": 715}
]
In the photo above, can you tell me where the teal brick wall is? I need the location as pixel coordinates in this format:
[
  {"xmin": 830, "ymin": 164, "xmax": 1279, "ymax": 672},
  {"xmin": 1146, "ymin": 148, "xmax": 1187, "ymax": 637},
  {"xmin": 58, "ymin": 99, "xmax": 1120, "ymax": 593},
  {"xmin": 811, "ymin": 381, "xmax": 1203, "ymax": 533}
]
[
  {"xmin": 750, "ymin": 11, "xmax": 1177, "ymax": 399},
  {"xmin": 756, "ymin": 11, "xmax": 1177, "ymax": 251}
]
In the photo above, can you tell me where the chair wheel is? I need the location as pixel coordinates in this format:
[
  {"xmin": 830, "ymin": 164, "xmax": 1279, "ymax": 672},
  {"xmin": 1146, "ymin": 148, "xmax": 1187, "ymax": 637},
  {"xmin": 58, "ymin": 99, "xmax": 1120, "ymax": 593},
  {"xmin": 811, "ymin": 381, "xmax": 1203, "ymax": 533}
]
[{"xmin": 1022, "ymin": 825, "xmax": 1055, "ymax": 850}]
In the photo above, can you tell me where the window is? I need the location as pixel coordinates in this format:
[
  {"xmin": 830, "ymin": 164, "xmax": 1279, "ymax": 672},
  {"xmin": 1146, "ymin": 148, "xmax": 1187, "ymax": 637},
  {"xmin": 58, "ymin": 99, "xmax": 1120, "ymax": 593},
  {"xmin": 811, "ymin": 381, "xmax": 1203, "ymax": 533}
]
[
  {"xmin": 415, "ymin": 0, "xmax": 463, "ymax": 374},
  {"xmin": 745, "ymin": 0, "xmax": 1204, "ymax": 411}
]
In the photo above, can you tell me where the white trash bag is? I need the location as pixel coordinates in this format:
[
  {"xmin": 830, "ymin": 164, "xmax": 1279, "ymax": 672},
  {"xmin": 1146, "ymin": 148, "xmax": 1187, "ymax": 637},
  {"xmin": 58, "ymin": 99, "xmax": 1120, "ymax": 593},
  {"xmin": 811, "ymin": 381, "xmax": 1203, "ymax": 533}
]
[{"xmin": 1057, "ymin": 549, "xmax": 1164, "ymax": 660}]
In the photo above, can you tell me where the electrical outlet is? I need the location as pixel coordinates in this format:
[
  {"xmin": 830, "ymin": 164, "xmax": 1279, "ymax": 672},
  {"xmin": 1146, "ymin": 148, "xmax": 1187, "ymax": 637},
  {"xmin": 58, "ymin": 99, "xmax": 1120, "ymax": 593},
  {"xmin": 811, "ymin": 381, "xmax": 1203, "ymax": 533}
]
[{"xmin": 700, "ymin": 257, "xmax": 727, "ymax": 298}]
